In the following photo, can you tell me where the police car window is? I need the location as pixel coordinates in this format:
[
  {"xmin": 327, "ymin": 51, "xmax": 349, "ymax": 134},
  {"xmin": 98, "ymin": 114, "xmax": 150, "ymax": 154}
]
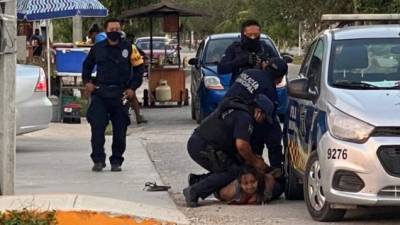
[
  {"xmin": 329, "ymin": 38, "xmax": 400, "ymax": 89},
  {"xmin": 299, "ymin": 41, "xmax": 318, "ymax": 77},
  {"xmin": 307, "ymin": 39, "xmax": 324, "ymax": 90}
]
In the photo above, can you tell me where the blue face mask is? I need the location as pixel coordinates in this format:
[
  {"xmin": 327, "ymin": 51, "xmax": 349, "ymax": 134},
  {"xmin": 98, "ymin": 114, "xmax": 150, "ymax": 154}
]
[{"xmin": 106, "ymin": 31, "xmax": 121, "ymax": 42}]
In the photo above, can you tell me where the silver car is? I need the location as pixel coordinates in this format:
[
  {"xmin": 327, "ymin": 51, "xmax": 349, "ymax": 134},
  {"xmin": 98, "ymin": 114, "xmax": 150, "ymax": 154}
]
[
  {"xmin": 16, "ymin": 64, "xmax": 52, "ymax": 135},
  {"xmin": 285, "ymin": 25, "xmax": 400, "ymax": 221}
]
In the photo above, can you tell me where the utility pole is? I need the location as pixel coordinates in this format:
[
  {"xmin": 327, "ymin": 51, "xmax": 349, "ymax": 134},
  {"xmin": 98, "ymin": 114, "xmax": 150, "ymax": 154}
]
[
  {"xmin": 0, "ymin": 0, "xmax": 17, "ymax": 195},
  {"xmin": 72, "ymin": 16, "xmax": 83, "ymax": 44}
]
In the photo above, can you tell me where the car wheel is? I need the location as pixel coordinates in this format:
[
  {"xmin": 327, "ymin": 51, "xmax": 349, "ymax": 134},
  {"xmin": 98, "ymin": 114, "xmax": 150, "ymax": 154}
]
[
  {"xmin": 304, "ymin": 151, "xmax": 346, "ymax": 222},
  {"xmin": 191, "ymin": 97, "xmax": 196, "ymax": 120},
  {"xmin": 285, "ymin": 163, "xmax": 304, "ymax": 200},
  {"xmin": 195, "ymin": 99, "xmax": 203, "ymax": 124}
]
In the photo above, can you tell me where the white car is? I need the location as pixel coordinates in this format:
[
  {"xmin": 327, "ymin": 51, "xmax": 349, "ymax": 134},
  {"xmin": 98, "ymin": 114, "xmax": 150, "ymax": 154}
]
[
  {"xmin": 16, "ymin": 64, "xmax": 52, "ymax": 135},
  {"xmin": 285, "ymin": 22, "xmax": 400, "ymax": 221}
]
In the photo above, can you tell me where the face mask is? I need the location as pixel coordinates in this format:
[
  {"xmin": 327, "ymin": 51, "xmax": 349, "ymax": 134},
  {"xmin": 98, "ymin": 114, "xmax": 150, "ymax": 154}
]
[
  {"xmin": 242, "ymin": 35, "xmax": 261, "ymax": 52},
  {"xmin": 107, "ymin": 31, "xmax": 121, "ymax": 43}
]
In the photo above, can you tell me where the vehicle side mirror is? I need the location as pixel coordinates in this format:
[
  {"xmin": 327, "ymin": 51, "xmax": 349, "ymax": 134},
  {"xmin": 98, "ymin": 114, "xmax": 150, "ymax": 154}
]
[
  {"xmin": 282, "ymin": 54, "xmax": 293, "ymax": 64},
  {"xmin": 189, "ymin": 58, "xmax": 199, "ymax": 66},
  {"xmin": 288, "ymin": 78, "xmax": 316, "ymax": 100}
]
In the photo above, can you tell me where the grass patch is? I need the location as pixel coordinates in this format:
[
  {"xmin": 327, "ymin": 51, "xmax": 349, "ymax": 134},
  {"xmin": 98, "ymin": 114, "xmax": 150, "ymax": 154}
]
[{"xmin": 0, "ymin": 209, "xmax": 57, "ymax": 225}]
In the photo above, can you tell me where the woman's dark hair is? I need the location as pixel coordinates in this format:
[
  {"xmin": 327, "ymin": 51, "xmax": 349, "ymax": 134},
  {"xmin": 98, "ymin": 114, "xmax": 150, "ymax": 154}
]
[
  {"xmin": 238, "ymin": 166, "xmax": 265, "ymax": 203},
  {"xmin": 241, "ymin": 19, "xmax": 261, "ymax": 33}
]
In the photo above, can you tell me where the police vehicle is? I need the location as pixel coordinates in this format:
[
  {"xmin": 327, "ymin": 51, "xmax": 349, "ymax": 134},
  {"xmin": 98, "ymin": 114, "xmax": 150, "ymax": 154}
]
[
  {"xmin": 284, "ymin": 14, "xmax": 400, "ymax": 221},
  {"xmin": 189, "ymin": 33, "xmax": 292, "ymax": 123}
]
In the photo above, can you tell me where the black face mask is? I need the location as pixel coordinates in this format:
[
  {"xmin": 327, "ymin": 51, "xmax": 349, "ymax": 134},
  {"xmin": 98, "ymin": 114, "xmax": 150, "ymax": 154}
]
[
  {"xmin": 242, "ymin": 35, "xmax": 261, "ymax": 52},
  {"xmin": 107, "ymin": 31, "xmax": 121, "ymax": 43}
]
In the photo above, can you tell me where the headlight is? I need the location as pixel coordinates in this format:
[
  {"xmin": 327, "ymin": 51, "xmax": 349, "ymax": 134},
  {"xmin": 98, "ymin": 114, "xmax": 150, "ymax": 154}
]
[
  {"xmin": 327, "ymin": 105, "xmax": 374, "ymax": 143},
  {"xmin": 204, "ymin": 76, "xmax": 224, "ymax": 90}
]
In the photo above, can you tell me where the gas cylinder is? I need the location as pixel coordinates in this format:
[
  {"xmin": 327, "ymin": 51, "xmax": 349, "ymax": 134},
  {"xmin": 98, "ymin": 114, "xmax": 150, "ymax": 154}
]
[{"xmin": 155, "ymin": 79, "xmax": 172, "ymax": 102}]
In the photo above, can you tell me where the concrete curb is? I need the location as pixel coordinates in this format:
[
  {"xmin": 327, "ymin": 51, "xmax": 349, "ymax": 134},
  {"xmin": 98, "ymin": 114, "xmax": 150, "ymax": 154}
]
[{"xmin": 0, "ymin": 194, "xmax": 189, "ymax": 224}]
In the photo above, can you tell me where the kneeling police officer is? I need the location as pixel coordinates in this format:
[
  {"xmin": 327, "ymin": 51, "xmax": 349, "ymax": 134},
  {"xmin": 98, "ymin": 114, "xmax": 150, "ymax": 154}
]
[{"xmin": 183, "ymin": 94, "xmax": 275, "ymax": 207}]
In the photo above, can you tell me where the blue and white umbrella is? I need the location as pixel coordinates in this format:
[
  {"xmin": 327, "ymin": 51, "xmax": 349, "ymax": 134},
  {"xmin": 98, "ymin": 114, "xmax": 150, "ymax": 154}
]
[
  {"xmin": 17, "ymin": 0, "xmax": 108, "ymax": 95},
  {"xmin": 17, "ymin": 0, "xmax": 108, "ymax": 21}
]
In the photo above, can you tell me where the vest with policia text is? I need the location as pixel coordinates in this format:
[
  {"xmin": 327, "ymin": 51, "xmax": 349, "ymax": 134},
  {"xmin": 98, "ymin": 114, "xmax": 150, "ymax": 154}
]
[{"xmin": 196, "ymin": 97, "xmax": 251, "ymax": 154}]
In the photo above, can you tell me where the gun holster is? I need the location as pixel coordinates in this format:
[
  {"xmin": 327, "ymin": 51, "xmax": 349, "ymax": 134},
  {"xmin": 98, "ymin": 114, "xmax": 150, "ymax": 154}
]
[{"xmin": 200, "ymin": 145, "xmax": 231, "ymax": 173}]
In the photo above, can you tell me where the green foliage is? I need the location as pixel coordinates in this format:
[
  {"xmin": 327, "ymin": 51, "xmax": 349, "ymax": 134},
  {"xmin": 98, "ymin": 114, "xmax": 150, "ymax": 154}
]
[
  {"xmin": 0, "ymin": 209, "xmax": 57, "ymax": 225},
  {"xmin": 52, "ymin": 0, "xmax": 400, "ymax": 48}
]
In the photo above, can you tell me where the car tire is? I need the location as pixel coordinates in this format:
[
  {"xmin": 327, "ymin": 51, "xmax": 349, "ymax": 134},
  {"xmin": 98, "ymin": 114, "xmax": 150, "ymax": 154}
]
[
  {"xmin": 195, "ymin": 100, "xmax": 204, "ymax": 124},
  {"xmin": 184, "ymin": 89, "xmax": 189, "ymax": 106},
  {"xmin": 143, "ymin": 89, "xmax": 149, "ymax": 107},
  {"xmin": 285, "ymin": 163, "xmax": 304, "ymax": 200},
  {"xmin": 191, "ymin": 98, "xmax": 196, "ymax": 120},
  {"xmin": 304, "ymin": 151, "xmax": 346, "ymax": 222}
]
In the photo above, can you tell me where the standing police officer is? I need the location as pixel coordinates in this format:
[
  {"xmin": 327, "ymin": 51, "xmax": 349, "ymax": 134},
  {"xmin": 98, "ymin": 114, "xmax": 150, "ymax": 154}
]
[
  {"xmin": 82, "ymin": 19, "xmax": 140, "ymax": 172},
  {"xmin": 218, "ymin": 19, "xmax": 279, "ymax": 85},
  {"xmin": 183, "ymin": 95, "xmax": 275, "ymax": 207},
  {"xmin": 225, "ymin": 57, "xmax": 288, "ymax": 169}
]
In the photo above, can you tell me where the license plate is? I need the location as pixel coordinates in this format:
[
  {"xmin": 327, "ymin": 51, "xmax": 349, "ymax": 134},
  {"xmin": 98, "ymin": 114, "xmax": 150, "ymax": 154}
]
[{"xmin": 64, "ymin": 108, "xmax": 73, "ymax": 113}]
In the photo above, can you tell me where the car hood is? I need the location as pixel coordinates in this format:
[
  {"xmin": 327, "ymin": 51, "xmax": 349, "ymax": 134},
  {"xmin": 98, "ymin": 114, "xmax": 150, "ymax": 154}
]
[{"xmin": 328, "ymin": 88, "xmax": 400, "ymax": 127}]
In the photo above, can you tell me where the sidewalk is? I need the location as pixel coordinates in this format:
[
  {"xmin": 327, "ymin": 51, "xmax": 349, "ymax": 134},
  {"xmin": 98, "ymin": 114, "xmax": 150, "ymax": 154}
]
[{"xmin": 12, "ymin": 121, "xmax": 188, "ymax": 224}]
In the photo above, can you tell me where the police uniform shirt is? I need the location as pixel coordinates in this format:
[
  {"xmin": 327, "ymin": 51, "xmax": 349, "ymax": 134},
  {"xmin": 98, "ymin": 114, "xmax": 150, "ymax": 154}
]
[
  {"xmin": 82, "ymin": 39, "xmax": 134, "ymax": 89},
  {"xmin": 225, "ymin": 68, "xmax": 278, "ymax": 104},
  {"xmin": 222, "ymin": 110, "xmax": 254, "ymax": 156}
]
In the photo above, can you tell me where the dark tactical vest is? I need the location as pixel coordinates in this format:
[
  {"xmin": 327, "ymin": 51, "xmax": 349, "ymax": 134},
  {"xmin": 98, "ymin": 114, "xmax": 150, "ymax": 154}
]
[{"xmin": 196, "ymin": 97, "xmax": 252, "ymax": 153}]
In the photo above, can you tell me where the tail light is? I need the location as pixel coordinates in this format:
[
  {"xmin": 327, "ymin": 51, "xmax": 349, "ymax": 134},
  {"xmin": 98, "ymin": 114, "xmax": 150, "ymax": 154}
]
[{"xmin": 35, "ymin": 68, "xmax": 47, "ymax": 92}]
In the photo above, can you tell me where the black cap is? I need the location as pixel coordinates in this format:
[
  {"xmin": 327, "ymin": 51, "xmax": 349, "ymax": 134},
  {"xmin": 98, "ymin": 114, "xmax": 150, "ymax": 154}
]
[
  {"xmin": 254, "ymin": 94, "xmax": 275, "ymax": 124},
  {"xmin": 268, "ymin": 57, "xmax": 288, "ymax": 78}
]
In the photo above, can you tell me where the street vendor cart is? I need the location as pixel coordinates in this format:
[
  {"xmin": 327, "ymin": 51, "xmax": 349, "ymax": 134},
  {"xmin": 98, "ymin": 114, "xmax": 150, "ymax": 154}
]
[{"xmin": 122, "ymin": 1, "xmax": 205, "ymax": 107}]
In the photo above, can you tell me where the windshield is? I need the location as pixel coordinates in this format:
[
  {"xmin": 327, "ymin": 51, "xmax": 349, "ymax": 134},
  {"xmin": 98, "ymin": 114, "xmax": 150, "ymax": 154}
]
[
  {"xmin": 136, "ymin": 39, "xmax": 167, "ymax": 50},
  {"xmin": 329, "ymin": 38, "xmax": 400, "ymax": 89},
  {"xmin": 203, "ymin": 38, "xmax": 278, "ymax": 65}
]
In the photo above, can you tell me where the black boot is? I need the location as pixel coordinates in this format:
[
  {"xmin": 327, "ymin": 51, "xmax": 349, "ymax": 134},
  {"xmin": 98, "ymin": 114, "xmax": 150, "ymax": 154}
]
[
  {"xmin": 188, "ymin": 173, "xmax": 209, "ymax": 186},
  {"xmin": 92, "ymin": 162, "xmax": 106, "ymax": 172}
]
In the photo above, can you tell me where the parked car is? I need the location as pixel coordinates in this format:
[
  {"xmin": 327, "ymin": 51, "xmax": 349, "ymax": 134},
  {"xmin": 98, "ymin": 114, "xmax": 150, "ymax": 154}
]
[
  {"xmin": 135, "ymin": 36, "xmax": 177, "ymax": 65},
  {"xmin": 16, "ymin": 64, "xmax": 52, "ymax": 135},
  {"xmin": 189, "ymin": 33, "xmax": 292, "ymax": 123},
  {"xmin": 285, "ymin": 24, "xmax": 400, "ymax": 221}
]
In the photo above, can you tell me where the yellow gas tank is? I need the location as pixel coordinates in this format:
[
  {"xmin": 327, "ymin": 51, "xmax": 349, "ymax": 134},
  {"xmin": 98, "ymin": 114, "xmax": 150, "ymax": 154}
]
[{"xmin": 155, "ymin": 79, "xmax": 172, "ymax": 102}]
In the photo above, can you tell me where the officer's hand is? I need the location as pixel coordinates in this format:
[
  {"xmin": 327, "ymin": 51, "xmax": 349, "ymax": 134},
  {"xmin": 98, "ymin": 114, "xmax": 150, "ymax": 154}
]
[
  {"xmin": 254, "ymin": 158, "xmax": 268, "ymax": 174},
  {"xmin": 124, "ymin": 88, "xmax": 135, "ymax": 100},
  {"xmin": 85, "ymin": 83, "xmax": 96, "ymax": 94}
]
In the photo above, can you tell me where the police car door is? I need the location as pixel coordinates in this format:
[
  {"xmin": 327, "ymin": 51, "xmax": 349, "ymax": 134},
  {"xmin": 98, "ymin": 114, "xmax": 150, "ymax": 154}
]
[{"xmin": 287, "ymin": 38, "xmax": 324, "ymax": 173}]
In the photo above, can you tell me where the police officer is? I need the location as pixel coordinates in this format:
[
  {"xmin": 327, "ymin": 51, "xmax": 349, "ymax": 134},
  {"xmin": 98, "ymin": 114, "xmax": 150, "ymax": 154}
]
[
  {"xmin": 225, "ymin": 57, "xmax": 288, "ymax": 169},
  {"xmin": 82, "ymin": 18, "xmax": 143, "ymax": 172},
  {"xmin": 183, "ymin": 94, "xmax": 275, "ymax": 207},
  {"xmin": 218, "ymin": 19, "xmax": 279, "ymax": 85}
]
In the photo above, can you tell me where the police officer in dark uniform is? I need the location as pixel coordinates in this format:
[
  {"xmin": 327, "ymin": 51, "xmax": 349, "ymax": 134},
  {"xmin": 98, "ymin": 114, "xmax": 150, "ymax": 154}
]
[
  {"xmin": 82, "ymin": 19, "xmax": 142, "ymax": 172},
  {"xmin": 218, "ymin": 19, "xmax": 279, "ymax": 85},
  {"xmin": 225, "ymin": 57, "xmax": 288, "ymax": 169},
  {"xmin": 183, "ymin": 94, "xmax": 275, "ymax": 207}
]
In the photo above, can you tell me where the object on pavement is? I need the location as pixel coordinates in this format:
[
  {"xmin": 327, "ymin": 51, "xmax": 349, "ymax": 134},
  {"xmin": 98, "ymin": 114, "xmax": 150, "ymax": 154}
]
[{"xmin": 143, "ymin": 182, "xmax": 171, "ymax": 192}]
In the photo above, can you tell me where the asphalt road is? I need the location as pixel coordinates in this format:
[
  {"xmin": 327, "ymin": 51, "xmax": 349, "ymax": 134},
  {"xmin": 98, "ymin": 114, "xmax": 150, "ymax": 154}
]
[{"xmin": 129, "ymin": 64, "xmax": 400, "ymax": 225}]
